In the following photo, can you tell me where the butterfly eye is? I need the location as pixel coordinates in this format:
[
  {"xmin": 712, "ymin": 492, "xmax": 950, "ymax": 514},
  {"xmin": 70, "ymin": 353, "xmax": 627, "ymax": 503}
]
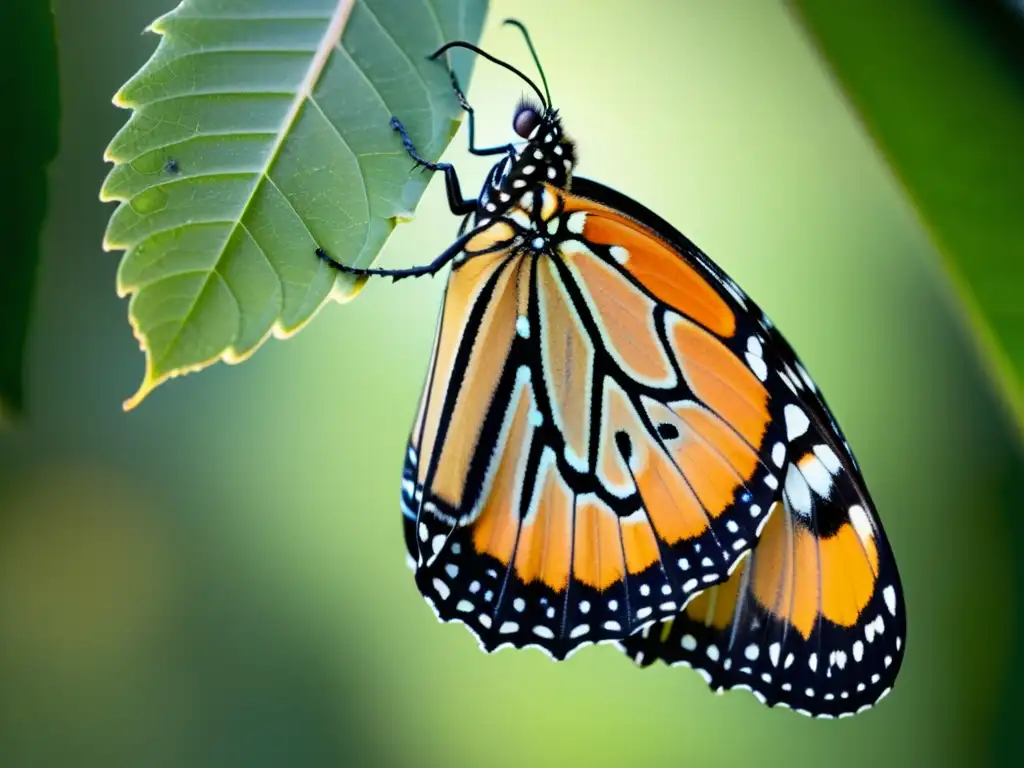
[{"xmin": 513, "ymin": 105, "xmax": 541, "ymax": 138}]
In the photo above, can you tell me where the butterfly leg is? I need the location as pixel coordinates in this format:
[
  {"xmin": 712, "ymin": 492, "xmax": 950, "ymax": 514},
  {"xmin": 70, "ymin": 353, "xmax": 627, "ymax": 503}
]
[
  {"xmin": 438, "ymin": 68, "xmax": 516, "ymax": 158},
  {"xmin": 315, "ymin": 222, "xmax": 479, "ymax": 281},
  {"xmin": 390, "ymin": 117, "xmax": 476, "ymax": 217},
  {"xmin": 430, "ymin": 62, "xmax": 520, "ymax": 159}
]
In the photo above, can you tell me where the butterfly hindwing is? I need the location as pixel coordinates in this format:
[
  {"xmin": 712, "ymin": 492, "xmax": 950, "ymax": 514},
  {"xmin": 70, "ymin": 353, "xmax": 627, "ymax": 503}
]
[{"xmin": 618, "ymin": 321, "xmax": 906, "ymax": 718}]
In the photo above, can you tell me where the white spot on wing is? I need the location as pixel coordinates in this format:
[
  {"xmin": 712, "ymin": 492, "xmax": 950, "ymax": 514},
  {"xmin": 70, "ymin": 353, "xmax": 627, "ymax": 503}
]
[
  {"xmin": 799, "ymin": 454, "xmax": 834, "ymax": 498},
  {"xmin": 784, "ymin": 464, "xmax": 813, "ymax": 518},
  {"xmin": 814, "ymin": 444, "xmax": 842, "ymax": 474},
  {"xmin": 566, "ymin": 211, "xmax": 587, "ymax": 234},
  {"xmin": 609, "ymin": 245, "xmax": 629, "ymax": 263},
  {"xmin": 849, "ymin": 504, "xmax": 874, "ymax": 543},
  {"xmin": 516, "ymin": 316, "xmax": 530, "ymax": 338},
  {"xmin": 746, "ymin": 353, "xmax": 768, "ymax": 381},
  {"xmin": 883, "ymin": 585, "xmax": 897, "ymax": 615},
  {"xmin": 432, "ymin": 578, "xmax": 450, "ymax": 600},
  {"xmin": 771, "ymin": 442, "xmax": 786, "ymax": 468},
  {"xmin": 784, "ymin": 404, "xmax": 810, "ymax": 440}
]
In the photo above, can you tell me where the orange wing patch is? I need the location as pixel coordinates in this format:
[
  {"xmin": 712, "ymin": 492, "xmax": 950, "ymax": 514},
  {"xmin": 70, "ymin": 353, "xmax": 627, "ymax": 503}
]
[
  {"xmin": 620, "ymin": 511, "xmax": 661, "ymax": 576},
  {"xmin": 572, "ymin": 495, "xmax": 626, "ymax": 590},
  {"xmin": 470, "ymin": 370, "xmax": 537, "ymax": 566},
  {"xmin": 632, "ymin": 434, "xmax": 709, "ymax": 546},
  {"xmin": 561, "ymin": 240, "xmax": 676, "ymax": 387},
  {"xmin": 561, "ymin": 195, "xmax": 736, "ymax": 338},
  {"xmin": 750, "ymin": 500, "xmax": 820, "ymax": 639},
  {"xmin": 819, "ymin": 509, "xmax": 880, "ymax": 627},
  {"xmin": 668, "ymin": 315, "xmax": 770, "ymax": 449},
  {"xmin": 514, "ymin": 448, "xmax": 574, "ymax": 592},
  {"xmin": 675, "ymin": 404, "xmax": 759, "ymax": 486}
]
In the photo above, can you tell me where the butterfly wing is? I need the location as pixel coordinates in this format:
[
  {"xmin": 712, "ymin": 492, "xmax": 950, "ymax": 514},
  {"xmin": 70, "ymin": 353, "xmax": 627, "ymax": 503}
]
[
  {"xmin": 402, "ymin": 183, "xmax": 795, "ymax": 659},
  {"xmin": 617, "ymin": 311, "xmax": 906, "ymax": 718}
]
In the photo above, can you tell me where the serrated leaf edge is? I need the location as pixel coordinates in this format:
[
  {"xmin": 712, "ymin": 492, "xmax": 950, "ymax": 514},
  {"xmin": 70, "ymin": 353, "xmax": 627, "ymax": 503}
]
[{"xmin": 107, "ymin": 0, "xmax": 358, "ymax": 411}]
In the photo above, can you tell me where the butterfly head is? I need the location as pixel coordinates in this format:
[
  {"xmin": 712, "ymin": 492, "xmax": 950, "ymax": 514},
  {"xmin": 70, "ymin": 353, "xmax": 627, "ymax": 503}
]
[{"xmin": 500, "ymin": 99, "xmax": 576, "ymax": 193}]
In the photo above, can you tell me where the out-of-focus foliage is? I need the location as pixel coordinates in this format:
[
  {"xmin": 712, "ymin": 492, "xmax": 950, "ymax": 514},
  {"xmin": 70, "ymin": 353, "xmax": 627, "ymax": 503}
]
[
  {"xmin": 792, "ymin": 0, "xmax": 1024, "ymax": 438},
  {"xmin": 0, "ymin": 0, "xmax": 60, "ymax": 421},
  {"xmin": 792, "ymin": 2, "xmax": 1024, "ymax": 763}
]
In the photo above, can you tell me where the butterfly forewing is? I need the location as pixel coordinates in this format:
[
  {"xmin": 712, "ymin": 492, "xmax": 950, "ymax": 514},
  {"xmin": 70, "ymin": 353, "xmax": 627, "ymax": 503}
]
[{"xmin": 401, "ymin": 184, "xmax": 796, "ymax": 659}]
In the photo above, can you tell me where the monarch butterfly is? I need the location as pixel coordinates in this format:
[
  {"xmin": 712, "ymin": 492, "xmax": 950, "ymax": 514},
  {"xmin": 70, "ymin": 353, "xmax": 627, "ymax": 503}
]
[{"xmin": 317, "ymin": 21, "xmax": 905, "ymax": 719}]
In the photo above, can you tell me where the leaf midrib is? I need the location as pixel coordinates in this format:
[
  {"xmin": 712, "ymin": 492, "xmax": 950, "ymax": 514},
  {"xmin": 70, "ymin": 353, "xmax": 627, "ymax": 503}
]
[{"xmin": 152, "ymin": 0, "xmax": 357, "ymax": 370}]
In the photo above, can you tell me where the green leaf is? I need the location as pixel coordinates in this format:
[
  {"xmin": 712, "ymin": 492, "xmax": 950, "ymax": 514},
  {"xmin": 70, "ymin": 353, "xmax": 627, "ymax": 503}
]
[
  {"xmin": 0, "ymin": 0, "xmax": 60, "ymax": 422},
  {"xmin": 101, "ymin": 0, "xmax": 487, "ymax": 410},
  {"xmin": 790, "ymin": 0, "xmax": 1024, "ymax": 438}
]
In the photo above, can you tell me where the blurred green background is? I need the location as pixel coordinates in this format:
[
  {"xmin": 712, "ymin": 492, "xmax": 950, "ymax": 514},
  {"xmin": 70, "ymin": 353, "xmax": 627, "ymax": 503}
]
[{"xmin": 1, "ymin": 1, "xmax": 1019, "ymax": 766}]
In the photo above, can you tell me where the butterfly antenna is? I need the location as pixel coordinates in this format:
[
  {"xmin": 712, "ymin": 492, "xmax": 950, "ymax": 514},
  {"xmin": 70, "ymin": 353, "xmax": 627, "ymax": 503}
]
[
  {"xmin": 502, "ymin": 20, "xmax": 552, "ymax": 108},
  {"xmin": 429, "ymin": 40, "xmax": 548, "ymax": 109}
]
